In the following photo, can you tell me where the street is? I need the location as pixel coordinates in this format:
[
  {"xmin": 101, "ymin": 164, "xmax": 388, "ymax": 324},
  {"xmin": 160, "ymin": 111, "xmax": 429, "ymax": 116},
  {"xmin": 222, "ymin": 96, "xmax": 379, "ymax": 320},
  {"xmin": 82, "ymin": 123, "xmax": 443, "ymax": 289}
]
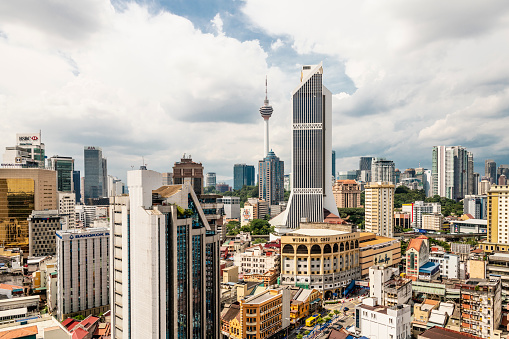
[{"xmin": 284, "ymin": 289, "xmax": 368, "ymax": 339}]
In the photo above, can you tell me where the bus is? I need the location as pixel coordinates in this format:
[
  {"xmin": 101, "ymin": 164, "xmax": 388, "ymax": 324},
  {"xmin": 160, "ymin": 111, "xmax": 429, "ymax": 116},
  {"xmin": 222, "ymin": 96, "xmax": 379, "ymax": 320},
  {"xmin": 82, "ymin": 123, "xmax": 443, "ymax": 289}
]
[{"xmin": 305, "ymin": 314, "xmax": 320, "ymax": 327}]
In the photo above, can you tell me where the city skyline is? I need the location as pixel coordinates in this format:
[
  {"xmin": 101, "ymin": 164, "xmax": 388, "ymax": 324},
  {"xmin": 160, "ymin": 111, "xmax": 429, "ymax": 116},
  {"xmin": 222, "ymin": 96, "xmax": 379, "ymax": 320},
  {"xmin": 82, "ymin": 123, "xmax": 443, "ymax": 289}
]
[{"xmin": 1, "ymin": 1, "xmax": 509, "ymax": 183}]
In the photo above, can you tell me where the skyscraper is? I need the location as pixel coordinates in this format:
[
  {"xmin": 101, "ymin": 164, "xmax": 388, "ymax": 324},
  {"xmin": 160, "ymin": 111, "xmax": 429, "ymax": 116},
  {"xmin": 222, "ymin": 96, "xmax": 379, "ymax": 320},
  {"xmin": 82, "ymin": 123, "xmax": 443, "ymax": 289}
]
[
  {"xmin": 49, "ymin": 156, "xmax": 74, "ymax": 192},
  {"xmin": 205, "ymin": 172, "xmax": 216, "ymax": 188},
  {"xmin": 371, "ymin": 158, "xmax": 395, "ymax": 184},
  {"xmin": 2, "ymin": 132, "xmax": 45, "ymax": 168},
  {"xmin": 485, "ymin": 159, "xmax": 497, "ymax": 184},
  {"xmin": 173, "ymin": 155, "xmax": 204, "ymax": 196},
  {"xmin": 359, "ymin": 157, "xmax": 374, "ymax": 171},
  {"xmin": 84, "ymin": 146, "xmax": 107, "ymax": 202},
  {"xmin": 432, "ymin": 146, "xmax": 474, "ymax": 200},
  {"xmin": 258, "ymin": 151, "xmax": 284, "ymax": 206},
  {"xmin": 481, "ymin": 185, "xmax": 509, "ymax": 253},
  {"xmin": 365, "ymin": 182, "xmax": 395, "ymax": 238},
  {"xmin": 233, "ymin": 164, "xmax": 255, "ymax": 190},
  {"xmin": 332, "ymin": 150, "xmax": 336, "ymax": 180},
  {"xmin": 281, "ymin": 63, "xmax": 337, "ymax": 228},
  {"xmin": 72, "ymin": 170, "xmax": 81, "ymax": 203},
  {"xmin": 110, "ymin": 169, "xmax": 220, "ymax": 338}
]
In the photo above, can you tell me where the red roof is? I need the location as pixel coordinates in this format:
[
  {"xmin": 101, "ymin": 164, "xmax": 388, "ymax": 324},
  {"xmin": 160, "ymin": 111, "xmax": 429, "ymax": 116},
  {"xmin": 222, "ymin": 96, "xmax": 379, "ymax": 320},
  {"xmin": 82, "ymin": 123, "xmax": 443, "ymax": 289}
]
[
  {"xmin": 80, "ymin": 315, "xmax": 99, "ymax": 329},
  {"xmin": 62, "ymin": 318, "xmax": 79, "ymax": 331},
  {"xmin": 408, "ymin": 237, "xmax": 426, "ymax": 252},
  {"xmin": 0, "ymin": 284, "xmax": 23, "ymax": 291},
  {"xmin": 72, "ymin": 327, "xmax": 89, "ymax": 339}
]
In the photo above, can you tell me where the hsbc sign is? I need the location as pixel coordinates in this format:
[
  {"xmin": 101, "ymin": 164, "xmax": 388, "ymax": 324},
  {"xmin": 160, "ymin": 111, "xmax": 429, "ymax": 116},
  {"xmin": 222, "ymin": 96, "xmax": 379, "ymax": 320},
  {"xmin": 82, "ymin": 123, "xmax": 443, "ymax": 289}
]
[{"xmin": 17, "ymin": 133, "xmax": 41, "ymax": 146}]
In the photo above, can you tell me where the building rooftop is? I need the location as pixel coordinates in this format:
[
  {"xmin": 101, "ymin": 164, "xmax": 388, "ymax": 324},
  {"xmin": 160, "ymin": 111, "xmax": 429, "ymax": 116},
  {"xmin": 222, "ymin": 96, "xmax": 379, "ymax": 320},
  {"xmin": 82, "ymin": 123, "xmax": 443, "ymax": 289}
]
[
  {"xmin": 408, "ymin": 236, "xmax": 427, "ymax": 252},
  {"xmin": 420, "ymin": 262, "xmax": 440, "ymax": 273},
  {"xmin": 449, "ymin": 219, "xmax": 487, "ymax": 225},
  {"xmin": 152, "ymin": 185, "xmax": 182, "ymax": 198},
  {"xmin": 286, "ymin": 229, "xmax": 349, "ymax": 237},
  {"xmin": 0, "ymin": 325, "xmax": 38, "ymax": 339},
  {"xmin": 420, "ymin": 326, "xmax": 482, "ymax": 339}
]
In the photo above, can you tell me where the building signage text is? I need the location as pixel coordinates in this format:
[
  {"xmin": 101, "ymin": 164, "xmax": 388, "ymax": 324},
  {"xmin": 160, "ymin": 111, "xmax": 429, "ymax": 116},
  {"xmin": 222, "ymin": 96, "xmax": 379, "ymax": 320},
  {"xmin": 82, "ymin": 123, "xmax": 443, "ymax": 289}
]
[{"xmin": 69, "ymin": 232, "xmax": 109, "ymax": 240}]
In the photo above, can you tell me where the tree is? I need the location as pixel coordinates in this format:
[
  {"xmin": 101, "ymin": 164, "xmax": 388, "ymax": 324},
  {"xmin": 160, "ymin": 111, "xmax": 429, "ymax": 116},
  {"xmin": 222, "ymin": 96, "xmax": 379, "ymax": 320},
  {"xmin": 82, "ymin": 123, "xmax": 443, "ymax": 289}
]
[
  {"xmin": 223, "ymin": 185, "xmax": 259, "ymax": 207},
  {"xmin": 337, "ymin": 208, "xmax": 365, "ymax": 226},
  {"xmin": 334, "ymin": 310, "xmax": 340, "ymax": 315},
  {"xmin": 296, "ymin": 334, "xmax": 304, "ymax": 339},
  {"xmin": 225, "ymin": 220, "xmax": 241, "ymax": 236},
  {"xmin": 304, "ymin": 330, "xmax": 310, "ymax": 335},
  {"xmin": 252, "ymin": 238, "xmax": 266, "ymax": 244},
  {"xmin": 324, "ymin": 316, "xmax": 331, "ymax": 322}
]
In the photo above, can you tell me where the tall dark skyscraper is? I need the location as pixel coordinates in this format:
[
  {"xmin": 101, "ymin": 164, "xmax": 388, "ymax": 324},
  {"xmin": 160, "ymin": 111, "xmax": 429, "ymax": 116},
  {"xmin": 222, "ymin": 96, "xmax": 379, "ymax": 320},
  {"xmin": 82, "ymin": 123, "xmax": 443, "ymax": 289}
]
[
  {"xmin": 485, "ymin": 159, "xmax": 497, "ymax": 184},
  {"xmin": 359, "ymin": 156, "xmax": 374, "ymax": 171},
  {"xmin": 73, "ymin": 170, "xmax": 81, "ymax": 203},
  {"xmin": 49, "ymin": 156, "xmax": 74, "ymax": 192},
  {"xmin": 258, "ymin": 151, "xmax": 284, "ymax": 205},
  {"xmin": 332, "ymin": 150, "xmax": 336, "ymax": 180},
  {"xmin": 84, "ymin": 146, "xmax": 107, "ymax": 202},
  {"xmin": 233, "ymin": 164, "xmax": 255, "ymax": 190}
]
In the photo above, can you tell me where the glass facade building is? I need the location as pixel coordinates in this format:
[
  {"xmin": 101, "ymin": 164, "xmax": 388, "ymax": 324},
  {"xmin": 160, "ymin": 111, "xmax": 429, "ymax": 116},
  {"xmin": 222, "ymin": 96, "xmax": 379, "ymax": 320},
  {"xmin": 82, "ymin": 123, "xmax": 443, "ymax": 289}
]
[
  {"xmin": 258, "ymin": 151, "xmax": 284, "ymax": 206},
  {"xmin": 49, "ymin": 156, "xmax": 74, "ymax": 192},
  {"xmin": 84, "ymin": 146, "xmax": 107, "ymax": 202},
  {"xmin": 233, "ymin": 164, "xmax": 255, "ymax": 191}
]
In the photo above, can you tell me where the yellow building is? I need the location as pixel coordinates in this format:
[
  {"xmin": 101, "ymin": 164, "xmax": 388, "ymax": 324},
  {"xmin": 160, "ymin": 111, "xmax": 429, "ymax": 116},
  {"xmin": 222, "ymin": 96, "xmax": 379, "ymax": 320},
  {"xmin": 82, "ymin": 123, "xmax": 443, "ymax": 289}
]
[
  {"xmin": 358, "ymin": 232, "xmax": 401, "ymax": 277},
  {"xmin": 289, "ymin": 288, "xmax": 321, "ymax": 325},
  {"xmin": 481, "ymin": 185, "xmax": 509, "ymax": 253},
  {"xmin": 222, "ymin": 288, "xmax": 291, "ymax": 339},
  {"xmin": 365, "ymin": 182, "xmax": 395, "ymax": 238},
  {"xmin": 280, "ymin": 229, "xmax": 361, "ymax": 299},
  {"xmin": 0, "ymin": 169, "xmax": 57, "ymax": 251}
]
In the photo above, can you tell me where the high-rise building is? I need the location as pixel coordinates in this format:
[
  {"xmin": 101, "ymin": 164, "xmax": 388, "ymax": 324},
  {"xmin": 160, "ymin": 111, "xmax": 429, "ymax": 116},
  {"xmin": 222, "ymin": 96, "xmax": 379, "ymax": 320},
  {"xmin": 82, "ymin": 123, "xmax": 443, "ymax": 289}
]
[
  {"xmin": 162, "ymin": 172, "xmax": 173, "ymax": 185},
  {"xmin": 233, "ymin": 164, "xmax": 255, "ymax": 190},
  {"xmin": 107, "ymin": 175, "xmax": 125, "ymax": 197},
  {"xmin": 173, "ymin": 155, "xmax": 204, "ymax": 196},
  {"xmin": 205, "ymin": 172, "xmax": 216, "ymax": 188},
  {"xmin": 48, "ymin": 156, "xmax": 74, "ymax": 192},
  {"xmin": 499, "ymin": 174, "xmax": 507, "ymax": 185},
  {"xmin": 464, "ymin": 195, "xmax": 488, "ymax": 220},
  {"xmin": 365, "ymin": 182, "xmax": 394, "ymax": 237},
  {"xmin": 371, "ymin": 158, "xmax": 395, "ymax": 184},
  {"xmin": 332, "ymin": 150, "xmax": 336, "ymax": 180},
  {"xmin": 485, "ymin": 159, "xmax": 497, "ymax": 184},
  {"xmin": 84, "ymin": 146, "xmax": 107, "ymax": 202},
  {"xmin": 332, "ymin": 180, "xmax": 361, "ymax": 208},
  {"xmin": 432, "ymin": 146, "xmax": 474, "ymax": 200},
  {"xmin": 28, "ymin": 210, "xmax": 62, "ymax": 257},
  {"xmin": 0, "ymin": 168, "xmax": 57, "ymax": 250},
  {"xmin": 58, "ymin": 192, "xmax": 76, "ymax": 228},
  {"xmin": 218, "ymin": 196, "xmax": 240, "ymax": 220},
  {"xmin": 482, "ymin": 185, "xmax": 509, "ymax": 253},
  {"xmin": 56, "ymin": 227, "xmax": 110, "ymax": 321},
  {"xmin": 279, "ymin": 63, "xmax": 337, "ymax": 228},
  {"xmin": 2, "ymin": 132, "xmax": 45, "ymax": 168},
  {"xmin": 258, "ymin": 151, "xmax": 284, "ymax": 206},
  {"xmin": 497, "ymin": 165, "xmax": 509, "ymax": 181},
  {"xmin": 359, "ymin": 157, "xmax": 374, "ymax": 172},
  {"xmin": 72, "ymin": 170, "xmax": 81, "ymax": 203},
  {"xmin": 110, "ymin": 169, "xmax": 220, "ymax": 338},
  {"xmin": 473, "ymin": 172, "xmax": 480, "ymax": 195}
]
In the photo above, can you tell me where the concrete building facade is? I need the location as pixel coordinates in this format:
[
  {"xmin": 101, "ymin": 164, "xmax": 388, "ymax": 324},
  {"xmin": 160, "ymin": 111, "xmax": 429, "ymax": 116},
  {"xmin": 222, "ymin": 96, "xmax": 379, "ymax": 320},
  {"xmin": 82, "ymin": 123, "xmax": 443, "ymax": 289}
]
[
  {"xmin": 56, "ymin": 227, "xmax": 110, "ymax": 321},
  {"xmin": 355, "ymin": 297, "xmax": 411, "ymax": 339},
  {"xmin": 332, "ymin": 180, "xmax": 361, "ymax": 208},
  {"xmin": 365, "ymin": 182, "xmax": 394, "ymax": 238},
  {"xmin": 280, "ymin": 228, "xmax": 360, "ymax": 298}
]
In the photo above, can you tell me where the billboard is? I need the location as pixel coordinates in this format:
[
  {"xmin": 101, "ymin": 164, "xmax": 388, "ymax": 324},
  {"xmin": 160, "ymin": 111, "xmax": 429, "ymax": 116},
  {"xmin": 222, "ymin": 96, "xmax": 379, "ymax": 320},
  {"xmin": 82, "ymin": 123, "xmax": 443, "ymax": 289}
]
[{"xmin": 16, "ymin": 133, "xmax": 41, "ymax": 146}]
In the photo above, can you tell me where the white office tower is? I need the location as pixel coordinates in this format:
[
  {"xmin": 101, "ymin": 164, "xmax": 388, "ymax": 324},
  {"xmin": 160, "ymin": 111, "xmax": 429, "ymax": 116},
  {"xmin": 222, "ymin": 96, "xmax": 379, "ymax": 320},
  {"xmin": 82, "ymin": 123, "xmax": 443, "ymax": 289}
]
[
  {"xmin": 279, "ymin": 63, "xmax": 337, "ymax": 229},
  {"xmin": 56, "ymin": 227, "xmax": 110, "ymax": 321},
  {"xmin": 58, "ymin": 192, "xmax": 76, "ymax": 228},
  {"xmin": 371, "ymin": 158, "xmax": 395, "ymax": 184},
  {"xmin": 110, "ymin": 169, "xmax": 220, "ymax": 339},
  {"xmin": 432, "ymin": 146, "xmax": 474, "ymax": 200}
]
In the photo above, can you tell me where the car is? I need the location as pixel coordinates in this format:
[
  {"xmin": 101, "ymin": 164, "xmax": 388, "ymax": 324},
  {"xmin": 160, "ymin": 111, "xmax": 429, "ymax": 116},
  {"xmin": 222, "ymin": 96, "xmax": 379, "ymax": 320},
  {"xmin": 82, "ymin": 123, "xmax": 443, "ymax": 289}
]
[
  {"xmin": 343, "ymin": 307, "xmax": 349, "ymax": 312},
  {"xmin": 335, "ymin": 324, "xmax": 343, "ymax": 330}
]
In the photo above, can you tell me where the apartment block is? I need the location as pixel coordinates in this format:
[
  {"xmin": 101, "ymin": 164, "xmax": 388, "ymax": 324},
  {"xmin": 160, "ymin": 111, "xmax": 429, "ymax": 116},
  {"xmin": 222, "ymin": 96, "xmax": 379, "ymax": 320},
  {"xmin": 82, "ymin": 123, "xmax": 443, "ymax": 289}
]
[{"xmin": 365, "ymin": 182, "xmax": 394, "ymax": 237}]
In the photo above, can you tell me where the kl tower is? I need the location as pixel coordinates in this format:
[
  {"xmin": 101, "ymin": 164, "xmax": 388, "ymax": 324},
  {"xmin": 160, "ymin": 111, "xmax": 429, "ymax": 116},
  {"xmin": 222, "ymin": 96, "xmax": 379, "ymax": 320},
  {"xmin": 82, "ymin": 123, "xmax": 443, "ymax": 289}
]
[{"xmin": 259, "ymin": 77, "xmax": 273, "ymax": 156}]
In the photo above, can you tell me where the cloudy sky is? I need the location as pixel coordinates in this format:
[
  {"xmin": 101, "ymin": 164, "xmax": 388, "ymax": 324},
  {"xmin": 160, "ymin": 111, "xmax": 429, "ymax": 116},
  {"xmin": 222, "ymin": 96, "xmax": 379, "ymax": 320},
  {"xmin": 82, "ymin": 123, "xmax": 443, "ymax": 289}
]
[{"xmin": 1, "ymin": 0, "xmax": 509, "ymax": 183}]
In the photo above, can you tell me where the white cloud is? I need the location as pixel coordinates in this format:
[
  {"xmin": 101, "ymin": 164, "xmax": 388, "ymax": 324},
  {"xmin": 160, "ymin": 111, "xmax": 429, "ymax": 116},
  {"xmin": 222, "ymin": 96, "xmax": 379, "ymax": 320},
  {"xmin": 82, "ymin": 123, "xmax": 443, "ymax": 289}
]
[
  {"xmin": 211, "ymin": 13, "xmax": 224, "ymax": 36},
  {"xmin": 271, "ymin": 38, "xmax": 284, "ymax": 50},
  {"xmin": 0, "ymin": 1, "xmax": 294, "ymax": 179},
  {"xmin": 242, "ymin": 0, "xmax": 509, "ymax": 170}
]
